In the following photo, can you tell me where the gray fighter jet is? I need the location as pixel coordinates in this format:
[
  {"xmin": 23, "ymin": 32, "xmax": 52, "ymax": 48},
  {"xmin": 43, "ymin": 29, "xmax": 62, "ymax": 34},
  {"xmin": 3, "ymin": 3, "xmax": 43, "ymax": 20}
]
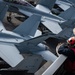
[
  {"xmin": 0, "ymin": 0, "xmax": 65, "ymax": 34},
  {"xmin": 0, "ymin": 3, "xmax": 57, "ymax": 68},
  {"xmin": 2, "ymin": 0, "xmax": 75, "ymax": 51}
]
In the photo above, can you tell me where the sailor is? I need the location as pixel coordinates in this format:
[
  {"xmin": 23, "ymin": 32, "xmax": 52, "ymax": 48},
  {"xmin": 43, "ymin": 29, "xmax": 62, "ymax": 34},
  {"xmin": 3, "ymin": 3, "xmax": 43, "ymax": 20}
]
[{"xmin": 58, "ymin": 36, "xmax": 75, "ymax": 75}]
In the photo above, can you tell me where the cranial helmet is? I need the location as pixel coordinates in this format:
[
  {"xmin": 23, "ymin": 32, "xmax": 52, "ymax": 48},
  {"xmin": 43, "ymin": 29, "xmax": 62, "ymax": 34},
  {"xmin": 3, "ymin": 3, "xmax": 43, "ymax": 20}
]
[{"xmin": 67, "ymin": 37, "xmax": 75, "ymax": 45}]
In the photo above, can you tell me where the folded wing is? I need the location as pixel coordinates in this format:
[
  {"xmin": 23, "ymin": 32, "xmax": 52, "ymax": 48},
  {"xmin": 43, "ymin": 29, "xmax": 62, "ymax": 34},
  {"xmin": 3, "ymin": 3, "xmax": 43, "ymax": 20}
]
[{"xmin": 0, "ymin": 43, "xmax": 24, "ymax": 67}]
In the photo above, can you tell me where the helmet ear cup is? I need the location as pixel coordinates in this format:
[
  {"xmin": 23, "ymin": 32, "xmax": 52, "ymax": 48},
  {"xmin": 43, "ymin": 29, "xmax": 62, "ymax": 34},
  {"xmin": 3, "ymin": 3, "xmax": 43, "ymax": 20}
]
[{"xmin": 68, "ymin": 40, "xmax": 72, "ymax": 44}]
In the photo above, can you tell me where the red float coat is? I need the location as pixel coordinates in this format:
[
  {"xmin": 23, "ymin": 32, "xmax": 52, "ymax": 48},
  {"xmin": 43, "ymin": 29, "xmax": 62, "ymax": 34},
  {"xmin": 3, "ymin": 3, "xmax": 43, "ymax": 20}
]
[{"xmin": 64, "ymin": 48, "xmax": 75, "ymax": 72}]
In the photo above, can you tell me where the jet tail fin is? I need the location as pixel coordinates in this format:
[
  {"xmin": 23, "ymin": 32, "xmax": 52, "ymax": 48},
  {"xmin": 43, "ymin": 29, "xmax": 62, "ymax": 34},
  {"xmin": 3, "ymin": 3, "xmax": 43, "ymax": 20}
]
[
  {"xmin": 60, "ymin": 19, "xmax": 75, "ymax": 29},
  {"xmin": 13, "ymin": 15, "xmax": 41, "ymax": 37},
  {"xmin": 38, "ymin": 0, "xmax": 56, "ymax": 10},
  {"xmin": 0, "ymin": 4, "xmax": 8, "ymax": 21},
  {"xmin": 19, "ymin": 33, "xmax": 57, "ymax": 62},
  {"xmin": 20, "ymin": 32, "xmax": 55, "ymax": 46},
  {"xmin": 59, "ymin": 6, "xmax": 75, "ymax": 20},
  {"xmin": 57, "ymin": 28, "xmax": 73, "ymax": 40}
]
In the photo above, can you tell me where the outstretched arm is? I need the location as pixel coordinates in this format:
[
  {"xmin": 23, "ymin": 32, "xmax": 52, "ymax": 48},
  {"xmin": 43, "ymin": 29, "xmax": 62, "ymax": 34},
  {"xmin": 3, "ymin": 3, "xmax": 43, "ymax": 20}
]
[{"xmin": 58, "ymin": 44, "xmax": 75, "ymax": 61}]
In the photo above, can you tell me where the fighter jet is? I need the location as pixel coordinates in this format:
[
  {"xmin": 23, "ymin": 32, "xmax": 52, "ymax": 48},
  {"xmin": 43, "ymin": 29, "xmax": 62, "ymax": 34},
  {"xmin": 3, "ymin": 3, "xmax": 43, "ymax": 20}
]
[
  {"xmin": 0, "ymin": 3, "xmax": 58, "ymax": 68},
  {"xmin": 0, "ymin": 3, "xmax": 24, "ymax": 68},
  {"xmin": 45, "ymin": 5, "xmax": 75, "ymax": 51},
  {"xmin": 44, "ymin": 4, "xmax": 75, "ymax": 51},
  {"xmin": 2, "ymin": 0, "xmax": 75, "ymax": 51},
  {"xmin": 0, "ymin": 0, "xmax": 65, "ymax": 34}
]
